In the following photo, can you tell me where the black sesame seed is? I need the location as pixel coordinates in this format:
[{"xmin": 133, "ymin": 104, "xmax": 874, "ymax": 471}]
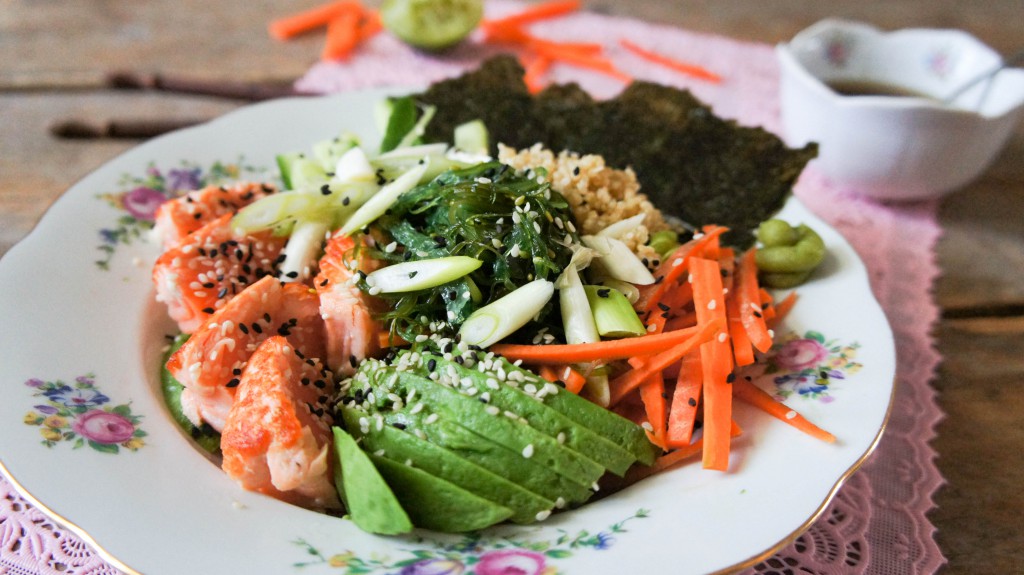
[
  {"xmin": 239, "ymin": 323, "xmax": 249, "ymax": 334},
  {"xmin": 427, "ymin": 359, "xmax": 437, "ymax": 372},
  {"xmin": 726, "ymin": 372, "xmax": 736, "ymax": 383},
  {"xmin": 342, "ymin": 196, "xmax": 350, "ymax": 206},
  {"xmin": 226, "ymin": 378, "xmax": 240, "ymax": 388},
  {"xmin": 217, "ymin": 287, "xmax": 228, "ymax": 299},
  {"xmin": 251, "ymin": 323, "xmax": 263, "ymax": 334},
  {"xmin": 320, "ymin": 184, "xmax": 331, "ymax": 195},
  {"xmin": 201, "ymin": 307, "xmax": 215, "ymax": 314},
  {"xmin": 349, "ymin": 355, "xmax": 358, "ymax": 368},
  {"xmin": 320, "ymin": 278, "xmax": 330, "ymax": 287},
  {"xmin": 658, "ymin": 302, "xmax": 670, "ymax": 312},
  {"xmin": 232, "ymin": 368, "xmax": 242, "ymax": 376},
  {"xmin": 263, "ymin": 312, "xmax": 272, "ymax": 323},
  {"xmin": 573, "ymin": 166, "xmax": 580, "ymax": 176},
  {"xmin": 688, "ymin": 397, "xmax": 697, "ymax": 407},
  {"xmin": 408, "ymin": 271, "xmax": 418, "ymax": 278},
  {"xmin": 597, "ymin": 288, "xmax": 611, "ymax": 298},
  {"xmin": 392, "ymin": 422, "xmax": 406, "ymax": 430},
  {"xmin": 301, "ymin": 377, "xmax": 311, "ymax": 386},
  {"xmin": 285, "ymin": 271, "xmax": 299, "ymax": 279},
  {"xmin": 753, "ymin": 311, "xmax": 762, "ymax": 318},
  {"xmin": 314, "ymin": 380, "xmax": 326, "ymax": 389}
]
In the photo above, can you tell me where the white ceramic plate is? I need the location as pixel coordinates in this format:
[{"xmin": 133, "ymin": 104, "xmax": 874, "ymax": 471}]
[{"xmin": 0, "ymin": 89, "xmax": 894, "ymax": 575}]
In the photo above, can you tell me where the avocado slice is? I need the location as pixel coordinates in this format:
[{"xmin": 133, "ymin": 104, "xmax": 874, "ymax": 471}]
[
  {"xmin": 340, "ymin": 405, "xmax": 555, "ymax": 524},
  {"xmin": 363, "ymin": 366, "xmax": 606, "ymax": 487},
  {"xmin": 369, "ymin": 454, "xmax": 513, "ymax": 532},
  {"xmin": 332, "ymin": 427, "xmax": 412, "ymax": 535},
  {"xmin": 426, "ymin": 353, "xmax": 637, "ymax": 476},
  {"xmin": 501, "ymin": 361, "xmax": 660, "ymax": 466}
]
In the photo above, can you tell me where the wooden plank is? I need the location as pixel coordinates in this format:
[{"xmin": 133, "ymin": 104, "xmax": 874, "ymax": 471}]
[{"xmin": 0, "ymin": 92, "xmax": 239, "ymax": 256}]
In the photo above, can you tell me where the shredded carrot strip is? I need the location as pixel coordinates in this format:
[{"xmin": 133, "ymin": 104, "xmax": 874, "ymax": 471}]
[
  {"xmin": 490, "ymin": 325, "xmax": 700, "ymax": 364},
  {"xmin": 530, "ymin": 44, "xmax": 632, "ymax": 83},
  {"xmin": 522, "ymin": 54, "xmax": 553, "ymax": 94},
  {"xmin": 538, "ymin": 364, "xmax": 588, "ymax": 394},
  {"xmin": 733, "ymin": 378, "xmax": 836, "ymax": 443},
  {"xmin": 268, "ymin": 0, "xmax": 362, "ymax": 41},
  {"xmin": 666, "ymin": 353, "xmax": 701, "ymax": 447},
  {"xmin": 690, "ymin": 257, "xmax": 733, "ymax": 471},
  {"xmin": 322, "ymin": 9, "xmax": 361, "ymax": 61},
  {"xmin": 640, "ymin": 374, "xmax": 667, "ymax": 448},
  {"xmin": 356, "ymin": 9, "xmax": 383, "ymax": 41},
  {"xmin": 619, "ymin": 38, "xmax": 722, "ymax": 83},
  {"xmin": 635, "ymin": 226, "xmax": 727, "ymax": 313},
  {"xmin": 737, "ymin": 248, "xmax": 773, "ymax": 353},
  {"xmin": 768, "ymin": 292, "xmax": 799, "ymax": 329},
  {"xmin": 608, "ymin": 318, "xmax": 723, "ymax": 406},
  {"xmin": 480, "ymin": 0, "xmax": 581, "ymax": 32}
]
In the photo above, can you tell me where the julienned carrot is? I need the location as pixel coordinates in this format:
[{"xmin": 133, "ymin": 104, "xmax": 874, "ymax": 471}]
[
  {"xmin": 322, "ymin": 9, "xmax": 361, "ymax": 61},
  {"xmin": 640, "ymin": 374, "xmax": 667, "ymax": 448},
  {"xmin": 759, "ymin": 288, "xmax": 776, "ymax": 320},
  {"xmin": 635, "ymin": 226, "xmax": 727, "ymax": 313},
  {"xmin": 538, "ymin": 364, "xmax": 588, "ymax": 394},
  {"xmin": 656, "ymin": 420, "xmax": 742, "ymax": 471},
  {"xmin": 690, "ymin": 257, "xmax": 733, "ymax": 471},
  {"xmin": 664, "ymin": 312, "xmax": 697, "ymax": 332},
  {"xmin": 480, "ymin": 0, "xmax": 581, "ymax": 31},
  {"xmin": 619, "ymin": 38, "xmax": 722, "ymax": 83},
  {"xmin": 523, "ymin": 55, "xmax": 553, "ymax": 94},
  {"xmin": 768, "ymin": 292, "xmax": 799, "ymax": 328},
  {"xmin": 356, "ymin": 9, "xmax": 383, "ymax": 41},
  {"xmin": 490, "ymin": 324, "xmax": 700, "ymax": 364},
  {"xmin": 529, "ymin": 44, "xmax": 632, "ymax": 83},
  {"xmin": 666, "ymin": 352, "xmax": 701, "ymax": 447},
  {"xmin": 378, "ymin": 331, "xmax": 409, "ymax": 349},
  {"xmin": 737, "ymin": 248, "xmax": 773, "ymax": 353},
  {"xmin": 608, "ymin": 318, "xmax": 723, "ymax": 406},
  {"xmin": 733, "ymin": 379, "xmax": 836, "ymax": 443},
  {"xmin": 268, "ymin": 0, "xmax": 361, "ymax": 41}
]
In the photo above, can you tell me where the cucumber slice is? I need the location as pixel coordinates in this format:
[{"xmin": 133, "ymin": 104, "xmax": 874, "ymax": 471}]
[
  {"xmin": 312, "ymin": 133, "xmax": 360, "ymax": 172},
  {"xmin": 289, "ymin": 157, "xmax": 329, "ymax": 189},
  {"xmin": 365, "ymin": 256, "xmax": 483, "ymax": 293},
  {"xmin": 453, "ymin": 119, "xmax": 489, "ymax": 155},
  {"xmin": 276, "ymin": 152, "xmax": 303, "ymax": 190},
  {"xmin": 381, "ymin": 0, "xmax": 483, "ymax": 51}
]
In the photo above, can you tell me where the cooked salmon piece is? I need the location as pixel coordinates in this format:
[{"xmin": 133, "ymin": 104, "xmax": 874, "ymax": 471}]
[
  {"xmin": 154, "ymin": 182, "xmax": 277, "ymax": 249},
  {"xmin": 315, "ymin": 233, "xmax": 386, "ymax": 377},
  {"xmin": 221, "ymin": 336, "xmax": 340, "ymax": 510},
  {"xmin": 153, "ymin": 214, "xmax": 286, "ymax": 334},
  {"xmin": 166, "ymin": 275, "xmax": 327, "ymax": 432}
]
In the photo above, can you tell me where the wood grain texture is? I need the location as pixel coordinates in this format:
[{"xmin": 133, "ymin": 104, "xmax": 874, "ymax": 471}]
[{"xmin": 2, "ymin": 2, "xmax": 1023, "ymax": 574}]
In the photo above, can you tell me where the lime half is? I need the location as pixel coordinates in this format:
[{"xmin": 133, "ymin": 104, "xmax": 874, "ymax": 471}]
[{"xmin": 381, "ymin": 0, "xmax": 484, "ymax": 51}]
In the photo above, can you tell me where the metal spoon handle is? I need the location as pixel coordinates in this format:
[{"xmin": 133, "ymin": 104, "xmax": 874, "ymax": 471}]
[{"xmin": 943, "ymin": 48, "xmax": 1024, "ymax": 104}]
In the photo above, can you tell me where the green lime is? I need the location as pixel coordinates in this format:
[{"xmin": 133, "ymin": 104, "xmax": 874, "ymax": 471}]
[{"xmin": 381, "ymin": 0, "xmax": 484, "ymax": 51}]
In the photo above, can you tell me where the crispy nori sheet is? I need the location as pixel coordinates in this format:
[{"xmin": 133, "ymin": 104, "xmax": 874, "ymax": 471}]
[{"xmin": 415, "ymin": 56, "xmax": 817, "ymax": 247}]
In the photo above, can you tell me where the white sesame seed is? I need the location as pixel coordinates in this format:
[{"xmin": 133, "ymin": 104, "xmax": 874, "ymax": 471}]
[
  {"xmin": 485, "ymin": 405, "xmax": 501, "ymax": 415},
  {"xmin": 785, "ymin": 410, "xmax": 797, "ymax": 420},
  {"xmin": 424, "ymin": 413, "xmax": 439, "ymax": 424},
  {"xmin": 556, "ymin": 432, "xmax": 566, "ymax": 444},
  {"xmin": 555, "ymin": 497, "xmax": 566, "ymax": 509},
  {"xmin": 384, "ymin": 241, "xmax": 397, "ymax": 253},
  {"xmin": 535, "ymin": 509, "xmax": 551, "ymax": 521},
  {"xmin": 718, "ymin": 332, "xmax": 728, "ymax": 343},
  {"xmin": 707, "ymin": 299, "xmax": 717, "ymax": 310},
  {"xmin": 672, "ymin": 258, "xmax": 683, "ymax": 267},
  {"xmin": 641, "ymin": 422, "xmax": 653, "ymax": 431},
  {"xmin": 410, "ymin": 403, "xmax": 424, "ymax": 414},
  {"xmin": 522, "ymin": 444, "xmax": 535, "ymax": 458}
]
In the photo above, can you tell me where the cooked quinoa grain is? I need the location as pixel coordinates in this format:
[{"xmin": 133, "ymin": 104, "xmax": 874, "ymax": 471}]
[{"xmin": 498, "ymin": 144, "xmax": 668, "ymax": 265}]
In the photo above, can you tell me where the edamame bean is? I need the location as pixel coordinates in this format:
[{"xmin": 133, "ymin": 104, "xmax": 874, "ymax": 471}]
[
  {"xmin": 755, "ymin": 223, "xmax": 825, "ymax": 273},
  {"xmin": 648, "ymin": 230, "xmax": 679, "ymax": 259},
  {"xmin": 757, "ymin": 219, "xmax": 799, "ymax": 248}
]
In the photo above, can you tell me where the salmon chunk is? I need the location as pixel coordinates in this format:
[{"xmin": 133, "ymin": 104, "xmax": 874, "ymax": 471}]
[
  {"xmin": 154, "ymin": 182, "xmax": 277, "ymax": 249},
  {"xmin": 166, "ymin": 275, "xmax": 326, "ymax": 432},
  {"xmin": 315, "ymin": 233, "xmax": 386, "ymax": 377},
  {"xmin": 221, "ymin": 336, "xmax": 340, "ymax": 510}
]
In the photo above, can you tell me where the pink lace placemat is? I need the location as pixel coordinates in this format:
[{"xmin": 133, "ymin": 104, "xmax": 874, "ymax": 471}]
[{"xmin": 0, "ymin": 2, "xmax": 946, "ymax": 573}]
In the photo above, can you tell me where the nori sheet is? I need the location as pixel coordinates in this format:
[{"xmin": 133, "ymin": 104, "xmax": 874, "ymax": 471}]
[{"xmin": 415, "ymin": 55, "xmax": 817, "ymax": 247}]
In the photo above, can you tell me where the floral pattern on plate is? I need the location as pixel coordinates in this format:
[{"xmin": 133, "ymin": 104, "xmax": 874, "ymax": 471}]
[
  {"xmin": 293, "ymin": 509, "xmax": 649, "ymax": 574},
  {"xmin": 742, "ymin": 330, "xmax": 862, "ymax": 402},
  {"xmin": 22, "ymin": 374, "xmax": 146, "ymax": 453},
  {"xmin": 94, "ymin": 158, "xmax": 265, "ymax": 270}
]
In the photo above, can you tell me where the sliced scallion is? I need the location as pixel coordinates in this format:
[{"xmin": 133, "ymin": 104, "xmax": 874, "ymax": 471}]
[
  {"xmin": 458, "ymin": 279, "xmax": 554, "ymax": 348},
  {"xmin": 339, "ymin": 162, "xmax": 428, "ymax": 236},
  {"xmin": 366, "ymin": 256, "xmax": 483, "ymax": 293},
  {"xmin": 584, "ymin": 285, "xmax": 647, "ymax": 338},
  {"xmin": 583, "ymin": 235, "xmax": 656, "ymax": 285}
]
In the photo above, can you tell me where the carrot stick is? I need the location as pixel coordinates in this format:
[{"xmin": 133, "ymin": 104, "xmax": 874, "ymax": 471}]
[
  {"xmin": 268, "ymin": 0, "xmax": 361, "ymax": 41},
  {"xmin": 635, "ymin": 226, "xmax": 727, "ymax": 313},
  {"xmin": 608, "ymin": 318, "xmax": 723, "ymax": 406},
  {"xmin": 690, "ymin": 257, "xmax": 733, "ymax": 471},
  {"xmin": 656, "ymin": 420, "xmax": 743, "ymax": 471},
  {"xmin": 768, "ymin": 291, "xmax": 799, "ymax": 328},
  {"xmin": 523, "ymin": 54, "xmax": 553, "ymax": 94},
  {"xmin": 737, "ymin": 248, "xmax": 773, "ymax": 353},
  {"xmin": 490, "ymin": 325, "xmax": 700, "ymax": 364},
  {"xmin": 356, "ymin": 9, "xmax": 383, "ymax": 41},
  {"xmin": 321, "ymin": 9, "xmax": 361, "ymax": 61},
  {"xmin": 726, "ymin": 284, "xmax": 756, "ymax": 367},
  {"xmin": 481, "ymin": 0, "xmax": 581, "ymax": 31},
  {"xmin": 733, "ymin": 378, "xmax": 836, "ymax": 443},
  {"xmin": 619, "ymin": 38, "xmax": 722, "ymax": 83},
  {"xmin": 640, "ymin": 374, "xmax": 667, "ymax": 448},
  {"xmin": 530, "ymin": 45, "xmax": 633, "ymax": 83},
  {"xmin": 538, "ymin": 364, "xmax": 588, "ymax": 394},
  {"xmin": 666, "ymin": 353, "xmax": 701, "ymax": 447}
]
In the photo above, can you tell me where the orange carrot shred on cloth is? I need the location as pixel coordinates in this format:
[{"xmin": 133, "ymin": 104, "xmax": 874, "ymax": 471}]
[
  {"xmin": 737, "ymin": 248, "xmax": 774, "ymax": 353},
  {"xmin": 522, "ymin": 54, "xmax": 553, "ymax": 94},
  {"xmin": 689, "ymin": 256, "xmax": 733, "ymax": 471},
  {"xmin": 268, "ymin": 0, "xmax": 362, "ymax": 41},
  {"xmin": 529, "ymin": 44, "xmax": 633, "ymax": 83},
  {"xmin": 607, "ymin": 317, "xmax": 723, "ymax": 406},
  {"xmin": 480, "ymin": 0, "xmax": 582, "ymax": 32},
  {"xmin": 666, "ymin": 352, "xmax": 702, "ymax": 447},
  {"xmin": 321, "ymin": 9, "xmax": 362, "ymax": 61},
  {"xmin": 619, "ymin": 38, "xmax": 723, "ymax": 83},
  {"xmin": 489, "ymin": 325, "xmax": 701, "ymax": 364},
  {"xmin": 356, "ymin": 9, "xmax": 383, "ymax": 41},
  {"xmin": 733, "ymin": 378, "xmax": 836, "ymax": 443}
]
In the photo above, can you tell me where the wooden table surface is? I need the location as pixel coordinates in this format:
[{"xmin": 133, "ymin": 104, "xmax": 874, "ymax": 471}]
[{"xmin": 2, "ymin": 2, "xmax": 1022, "ymax": 573}]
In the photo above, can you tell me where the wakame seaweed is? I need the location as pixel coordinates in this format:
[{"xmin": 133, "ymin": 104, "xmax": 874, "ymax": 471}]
[
  {"xmin": 414, "ymin": 55, "xmax": 818, "ymax": 247},
  {"xmin": 364, "ymin": 161, "xmax": 579, "ymax": 343}
]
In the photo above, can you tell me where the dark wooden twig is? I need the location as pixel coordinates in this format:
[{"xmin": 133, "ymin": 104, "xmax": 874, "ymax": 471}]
[
  {"xmin": 50, "ymin": 118, "xmax": 206, "ymax": 140},
  {"xmin": 105, "ymin": 71, "xmax": 302, "ymax": 101}
]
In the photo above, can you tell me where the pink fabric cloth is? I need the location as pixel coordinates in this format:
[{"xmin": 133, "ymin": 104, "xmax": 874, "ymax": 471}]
[{"xmin": 0, "ymin": 2, "xmax": 946, "ymax": 573}]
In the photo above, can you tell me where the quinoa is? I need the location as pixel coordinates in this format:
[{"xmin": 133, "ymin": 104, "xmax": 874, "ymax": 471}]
[{"xmin": 498, "ymin": 144, "xmax": 669, "ymax": 266}]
